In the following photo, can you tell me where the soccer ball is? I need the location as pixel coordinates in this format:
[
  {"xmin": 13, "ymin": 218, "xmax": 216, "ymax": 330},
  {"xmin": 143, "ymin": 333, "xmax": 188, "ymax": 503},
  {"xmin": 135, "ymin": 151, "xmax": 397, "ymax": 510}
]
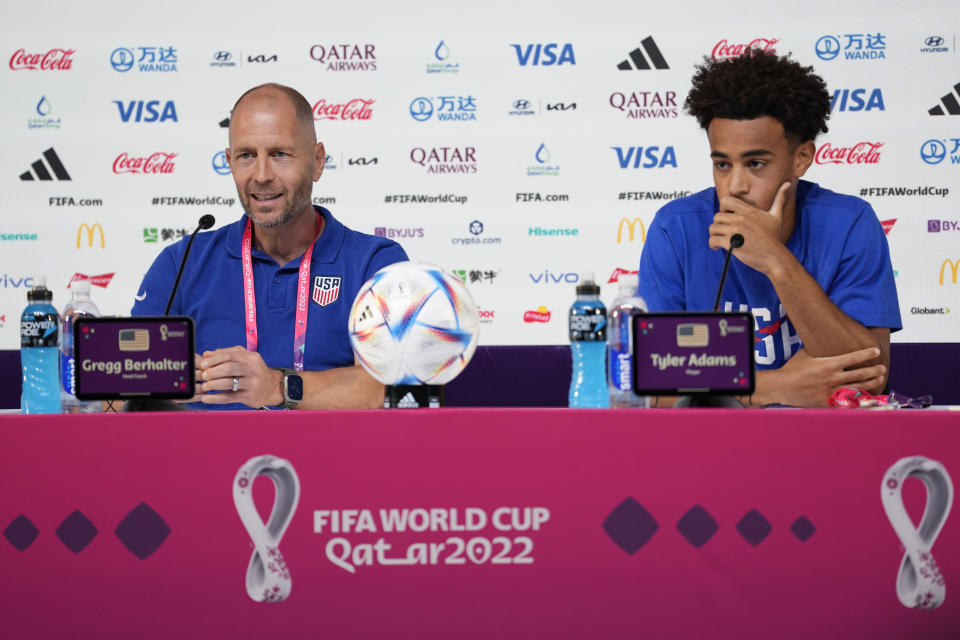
[{"xmin": 348, "ymin": 262, "xmax": 480, "ymax": 385}]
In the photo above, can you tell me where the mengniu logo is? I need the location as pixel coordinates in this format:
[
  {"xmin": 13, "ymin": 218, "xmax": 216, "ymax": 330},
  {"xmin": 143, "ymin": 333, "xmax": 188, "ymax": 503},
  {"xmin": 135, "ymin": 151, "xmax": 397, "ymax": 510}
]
[
  {"xmin": 612, "ymin": 146, "xmax": 677, "ymax": 169},
  {"xmin": 523, "ymin": 306, "xmax": 551, "ymax": 323},
  {"xmin": 940, "ymin": 259, "xmax": 960, "ymax": 285},
  {"xmin": 309, "ymin": 44, "xmax": 376, "ymax": 71},
  {"xmin": 928, "ymin": 82, "xmax": 960, "ymax": 116},
  {"xmin": 510, "ymin": 43, "xmax": 575, "ymax": 66},
  {"xmin": 76, "ymin": 223, "xmax": 105, "ymax": 249},
  {"xmin": 814, "ymin": 141, "xmax": 883, "ymax": 165},
  {"xmin": 617, "ymin": 218, "xmax": 647, "ymax": 243},
  {"xmin": 110, "ymin": 46, "xmax": 178, "ymax": 72},
  {"xmin": 212, "ymin": 151, "xmax": 230, "ymax": 175},
  {"xmin": 313, "ymin": 98, "xmax": 374, "ymax": 121},
  {"xmin": 113, "ymin": 100, "xmax": 178, "ymax": 123},
  {"xmin": 711, "ymin": 38, "xmax": 778, "ymax": 60},
  {"xmin": 617, "ymin": 37, "xmax": 669, "ymax": 70},
  {"xmin": 9, "ymin": 48, "xmax": 74, "ymax": 70},
  {"xmin": 815, "ymin": 33, "xmax": 886, "ymax": 61},
  {"xmin": 19, "ymin": 148, "xmax": 70, "ymax": 181},
  {"xmin": 830, "ymin": 89, "xmax": 885, "ymax": 112}
]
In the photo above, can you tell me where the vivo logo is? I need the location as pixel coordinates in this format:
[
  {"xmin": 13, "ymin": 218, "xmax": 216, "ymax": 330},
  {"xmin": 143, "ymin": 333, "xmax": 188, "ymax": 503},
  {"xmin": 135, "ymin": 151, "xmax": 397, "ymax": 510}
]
[
  {"xmin": 1, "ymin": 274, "xmax": 35, "ymax": 288},
  {"xmin": 612, "ymin": 146, "xmax": 677, "ymax": 168},
  {"xmin": 113, "ymin": 100, "xmax": 178, "ymax": 122},
  {"xmin": 510, "ymin": 43, "xmax": 576, "ymax": 66},
  {"xmin": 529, "ymin": 270, "xmax": 579, "ymax": 284}
]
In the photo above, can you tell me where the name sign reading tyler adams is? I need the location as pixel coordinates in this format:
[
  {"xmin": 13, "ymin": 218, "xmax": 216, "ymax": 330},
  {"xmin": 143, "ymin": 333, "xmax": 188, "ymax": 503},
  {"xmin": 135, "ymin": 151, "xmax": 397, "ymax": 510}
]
[
  {"xmin": 631, "ymin": 312, "xmax": 754, "ymax": 396},
  {"xmin": 74, "ymin": 316, "xmax": 195, "ymax": 400}
]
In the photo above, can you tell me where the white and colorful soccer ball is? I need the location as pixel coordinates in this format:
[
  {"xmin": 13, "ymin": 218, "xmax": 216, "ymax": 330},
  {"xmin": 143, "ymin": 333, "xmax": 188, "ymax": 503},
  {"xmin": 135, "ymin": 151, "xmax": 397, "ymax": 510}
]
[{"xmin": 348, "ymin": 262, "xmax": 480, "ymax": 385}]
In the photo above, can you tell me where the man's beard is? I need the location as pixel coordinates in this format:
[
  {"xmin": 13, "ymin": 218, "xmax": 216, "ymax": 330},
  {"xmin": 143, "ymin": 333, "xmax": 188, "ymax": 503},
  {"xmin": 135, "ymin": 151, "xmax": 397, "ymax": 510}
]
[{"xmin": 240, "ymin": 179, "xmax": 313, "ymax": 228}]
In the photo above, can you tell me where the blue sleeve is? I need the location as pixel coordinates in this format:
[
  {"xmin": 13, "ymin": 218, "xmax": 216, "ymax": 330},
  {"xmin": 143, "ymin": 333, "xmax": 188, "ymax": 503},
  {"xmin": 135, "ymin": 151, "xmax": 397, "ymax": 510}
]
[
  {"xmin": 638, "ymin": 211, "xmax": 687, "ymax": 312},
  {"xmin": 363, "ymin": 242, "xmax": 409, "ymax": 281},
  {"xmin": 829, "ymin": 203, "xmax": 902, "ymax": 331},
  {"xmin": 131, "ymin": 247, "xmax": 181, "ymax": 316}
]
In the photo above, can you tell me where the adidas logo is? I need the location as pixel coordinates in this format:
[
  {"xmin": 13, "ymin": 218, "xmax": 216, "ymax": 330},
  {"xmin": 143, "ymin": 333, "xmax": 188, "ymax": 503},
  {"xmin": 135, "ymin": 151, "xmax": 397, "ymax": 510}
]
[
  {"xmin": 617, "ymin": 36, "xmax": 669, "ymax": 70},
  {"xmin": 397, "ymin": 392, "xmax": 419, "ymax": 408},
  {"xmin": 929, "ymin": 82, "xmax": 960, "ymax": 115},
  {"xmin": 19, "ymin": 147, "xmax": 71, "ymax": 181}
]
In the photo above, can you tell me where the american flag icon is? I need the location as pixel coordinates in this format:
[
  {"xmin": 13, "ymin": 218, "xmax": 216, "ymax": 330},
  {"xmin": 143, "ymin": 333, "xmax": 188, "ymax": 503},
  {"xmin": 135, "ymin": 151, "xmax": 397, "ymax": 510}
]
[
  {"xmin": 313, "ymin": 276, "xmax": 341, "ymax": 307},
  {"xmin": 676, "ymin": 323, "xmax": 709, "ymax": 347},
  {"xmin": 118, "ymin": 328, "xmax": 150, "ymax": 351}
]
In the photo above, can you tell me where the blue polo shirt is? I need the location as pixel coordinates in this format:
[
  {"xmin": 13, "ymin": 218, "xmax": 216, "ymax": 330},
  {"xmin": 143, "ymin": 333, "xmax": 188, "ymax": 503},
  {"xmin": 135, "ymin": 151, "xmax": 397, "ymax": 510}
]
[
  {"xmin": 131, "ymin": 206, "xmax": 408, "ymax": 409},
  {"xmin": 638, "ymin": 180, "xmax": 901, "ymax": 369}
]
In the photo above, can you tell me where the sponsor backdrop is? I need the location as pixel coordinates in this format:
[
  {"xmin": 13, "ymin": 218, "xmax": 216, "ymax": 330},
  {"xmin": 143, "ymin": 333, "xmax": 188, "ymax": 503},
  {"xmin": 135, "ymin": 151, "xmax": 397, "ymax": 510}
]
[{"xmin": 1, "ymin": 0, "xmax": 958, "ymax": 349}]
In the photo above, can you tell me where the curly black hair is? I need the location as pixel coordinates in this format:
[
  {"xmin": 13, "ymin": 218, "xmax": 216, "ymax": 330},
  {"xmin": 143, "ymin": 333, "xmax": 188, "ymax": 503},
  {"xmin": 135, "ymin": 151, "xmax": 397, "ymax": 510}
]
[{"xmin": 684, "ymin": 49, "xmax": 830, "ymax": 145}]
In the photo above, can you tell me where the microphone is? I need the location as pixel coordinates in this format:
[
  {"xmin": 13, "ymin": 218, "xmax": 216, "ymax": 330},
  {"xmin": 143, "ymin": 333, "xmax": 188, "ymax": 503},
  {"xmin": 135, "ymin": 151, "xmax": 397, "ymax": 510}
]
[
  {"xmin": 712, "ymin": 233, "xmax": 743, "ymax": 311},
  {"xmin": 164, "ymin": 214, "xmax": 216, "ymax": 315}
]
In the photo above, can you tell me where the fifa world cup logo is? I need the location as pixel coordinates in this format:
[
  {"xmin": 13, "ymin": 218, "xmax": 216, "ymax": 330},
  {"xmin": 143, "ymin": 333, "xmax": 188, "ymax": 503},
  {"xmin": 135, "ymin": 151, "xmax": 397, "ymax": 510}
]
[{"xmin": 233, "ymin": 455, "xmax": 300, "ymax": 603}]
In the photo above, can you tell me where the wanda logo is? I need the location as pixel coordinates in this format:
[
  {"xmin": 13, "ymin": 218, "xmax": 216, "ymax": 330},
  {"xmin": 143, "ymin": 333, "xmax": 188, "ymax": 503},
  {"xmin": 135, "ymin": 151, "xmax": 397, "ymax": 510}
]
[
  {"xmin": 9, "ymin": 48, "xmax": 75, "ymax": 70},
  {"xmin": 814, "ymin": 142, "xmax": 883, "ymax": 165},
  {"xmin": 711, "ymin": 38, "xmax": 778, "ymax": 59},
  {"xmin": 312, "ymin": 98, "xmax": 374, "ymax": 120},
  {"xmin": 113, "ymin": 152, "xmax": 177, "ymax": 174}
]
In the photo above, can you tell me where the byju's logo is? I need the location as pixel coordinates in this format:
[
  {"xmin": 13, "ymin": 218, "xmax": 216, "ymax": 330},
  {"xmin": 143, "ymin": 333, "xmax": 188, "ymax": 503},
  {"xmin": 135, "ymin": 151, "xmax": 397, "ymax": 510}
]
[
  {"xmin": 212, "ymin": 151, "xmax": 230, "ymax": 175},
  {"xmin": 815, "ymin": 33, "xmax": 886, "ymax": 61},
  {"xmin": 527, "ymin": 143, "xmax": 559, "ymax": 176},
  {"xmin": 830, "ymin": 88, "xmax": 885, "ymax": 112},
  {"xmin": 814, "ymin": 142, "xmax": 883, "ymax": 165},
  {"xmin": 612, "ymin": 146, "xmax": 678, "ymax": 169},
  {"xmin": 374, "ymin": 227, "xmax": 423, "ymax": 239},
  {"xmin": 409, "ymin": 96, "xmax": 477, "ymax": 122},
  {"xmin": 427, "ymin": 40, "xmax": 459, "ymax": 74},
  {"xmin": 409, "ymin": 147, "xmax": 478, "ymax": 174},
  {"xmin": 9, "ymin": 48, "xmax": 74, "ymax": 71},
  {"xmin": 617, "ymin": 37, "xmax": 668, "ymax": 70},
  {"xmin": 922, "ymin": 36, "xmax": 950, "ymax": 53},
  {"xmin": 711, "ymin": 38, "xmax": 778, "ymax": 60},
  {"xmin": 113, "ymin": 100, "xmax": 178, "ymax": 123},
  {"xmin": 929, "ymin": 220, "xmax": 960, "ymax": 233},
  {"xmin": 110, "ymin": 46, "xmax": 178, "ymax": 72},
  {"xmin": 609, "ymin": 91, "xmax": 678, "ymax": 119},
  {"xmin": 309, "ymin": 44, "xmax": 376, "ymax": 71},
  {"xmin": 510, "ymin": 43, "xmax": 575, "ymax": 66},
  {"xmin": 928, "ymin": 82, "xmax": 960, "ymax": 116},
  {"xmin": 19, "ymin": 148, "xmax": 70, "ymax": 181},
  {"xmin": 28, "ymin": 96, "xmax": 61, "ymax": 130},
  {"xmin": 210, "ymin": 50, "xmax": 237, "ymax": 68},
  {"xmin": 312, "ymin": 99, "xmax": 374, "ymax": 121}
]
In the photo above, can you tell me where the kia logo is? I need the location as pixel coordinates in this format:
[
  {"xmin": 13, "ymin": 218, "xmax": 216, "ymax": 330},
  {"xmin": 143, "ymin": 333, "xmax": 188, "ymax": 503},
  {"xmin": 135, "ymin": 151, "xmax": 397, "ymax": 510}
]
[
  {"xmin": 213, "ymin": 51, "xmax": 232, "ymax": 62},
  {"xmin": 513, "ymin": 99, "xmax": 531, "ymax": 110},
  {"xmin": 815, "ymin": 35, "xmax": 841, "ymax": 60},
  {"xmin": 921, "ymin": 139, "xmax": 947, "ymax": 165},
  {"xmin": 925, "ymin": 36, "xmax": 944, "ymax": 47}
]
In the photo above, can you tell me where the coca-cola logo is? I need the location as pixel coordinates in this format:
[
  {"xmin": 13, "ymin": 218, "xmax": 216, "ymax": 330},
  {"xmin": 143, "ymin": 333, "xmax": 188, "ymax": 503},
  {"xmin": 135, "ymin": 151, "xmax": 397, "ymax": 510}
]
[
  {"xmin": 113, "ymin": 152, "xmax": 177, "ymax": 174},
  {"xmin": 711, "ymin": 38, "xmax": 778, "ymax": 59},
  {"xmin": 523, "ymin": 306, "xmax": 552, "ymax": 323},
  {"xmin": 814, "ymin": 142, "xmax": 883, "ymax": 165},
  {"xmin": 312, "ymin": 98, "xmax": 374, "ymax": 121},
  {"xmin": 9, "ymin": 48, "xmax": 75, "ymax": 70}
]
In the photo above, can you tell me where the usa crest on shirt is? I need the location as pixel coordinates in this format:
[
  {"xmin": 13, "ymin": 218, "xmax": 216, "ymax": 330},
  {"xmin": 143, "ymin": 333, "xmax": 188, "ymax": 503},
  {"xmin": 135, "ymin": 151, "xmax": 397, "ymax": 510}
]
[{"xmin": 313, "ymin": 275, "xmax": 341, "ymax": 306}]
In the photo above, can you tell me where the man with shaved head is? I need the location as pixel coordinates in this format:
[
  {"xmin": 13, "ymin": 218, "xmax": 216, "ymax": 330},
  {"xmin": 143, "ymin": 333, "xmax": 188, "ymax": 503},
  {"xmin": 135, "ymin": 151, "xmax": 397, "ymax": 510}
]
[{"xmin": 132, "ymin": 84, "xmax": 408, "ymax": 410}]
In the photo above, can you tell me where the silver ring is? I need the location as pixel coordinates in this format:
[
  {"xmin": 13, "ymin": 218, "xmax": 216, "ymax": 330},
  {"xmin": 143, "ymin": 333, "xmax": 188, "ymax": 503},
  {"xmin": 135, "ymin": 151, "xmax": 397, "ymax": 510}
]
[{"xmin": 232, "ymin": 377, "xmax": 240, "ymax": 392}]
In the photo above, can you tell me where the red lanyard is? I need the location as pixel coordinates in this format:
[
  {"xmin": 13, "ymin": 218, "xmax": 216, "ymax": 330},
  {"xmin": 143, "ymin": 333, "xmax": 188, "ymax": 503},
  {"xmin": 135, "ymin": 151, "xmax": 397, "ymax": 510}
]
[{"xmin": 241, "ymin": 214, "xmax": 321, "ymax": 372}]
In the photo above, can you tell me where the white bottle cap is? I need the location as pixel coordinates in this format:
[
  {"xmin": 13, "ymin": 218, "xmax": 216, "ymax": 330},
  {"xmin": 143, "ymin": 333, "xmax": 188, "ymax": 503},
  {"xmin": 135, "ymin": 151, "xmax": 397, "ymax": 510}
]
[
  {"xmin": 73, "ymin": 279, "xmax": 92, "ymax": 295},
  {"xmin": 618, "ymin": 274, "xmax": 639, "ymax": 293},
  {"xmin": 33, "ymin": 276, "xmax": 46, "ymax": 288},
  {"xmin": 580, "ymin": 270, "xmax": 595, "ymax": 284}
]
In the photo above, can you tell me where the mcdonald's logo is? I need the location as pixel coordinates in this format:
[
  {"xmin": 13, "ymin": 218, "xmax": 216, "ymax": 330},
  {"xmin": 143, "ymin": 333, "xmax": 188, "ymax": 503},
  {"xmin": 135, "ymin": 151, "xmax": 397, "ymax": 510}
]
[
  {"xmin": 76, "ymin": 223, "xmax": 105, "ymax": 249},
  {"xmin": 617, "ymin": 217, "xmax": 647, "ymax": 243},
  {"xmin": 940, "ymin": 258, "xmax": 959, "ymax": 285}
]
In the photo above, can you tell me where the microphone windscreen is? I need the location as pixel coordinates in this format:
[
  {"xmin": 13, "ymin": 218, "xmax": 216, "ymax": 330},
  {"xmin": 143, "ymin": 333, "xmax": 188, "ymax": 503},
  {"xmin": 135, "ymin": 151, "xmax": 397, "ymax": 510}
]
[
  {"xmin": 730, "ymin": 233, "xmax": 744, "ymax": 249},
  {"xmin": 198, "ymin": 214, "xmax": 216, "ymax": 230}
]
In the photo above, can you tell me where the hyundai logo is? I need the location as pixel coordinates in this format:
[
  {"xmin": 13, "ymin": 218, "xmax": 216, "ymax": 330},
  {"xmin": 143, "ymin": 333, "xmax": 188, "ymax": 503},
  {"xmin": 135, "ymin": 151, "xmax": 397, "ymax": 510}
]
[
  {"xmin": 409, "ymin": 97, "xmax": 434, "ymax": 121},
  {"xmin": 213, "ymin": 51, "xmax": 232, "ymax": 62},
  {"xmin": 925, "ymin": 36, "xmax": 945, "ymax": 47},
  {"xmin": 513, "ymin": 99, "xmax": 531, "ymax": 110},
  {"xmin": 212, "ymin": 151, "xmax": 231, "ymax": 175},
  {"xmin": 110, "ymin": 47, "xmax": 135, "ymax": 72},
  {"xmin": 921, "ymin": 139, "xmax": 947, "ymax": 165},
  {"xmin": 815, "ymin": 35, "xmax": 841, "ymax": 60}
]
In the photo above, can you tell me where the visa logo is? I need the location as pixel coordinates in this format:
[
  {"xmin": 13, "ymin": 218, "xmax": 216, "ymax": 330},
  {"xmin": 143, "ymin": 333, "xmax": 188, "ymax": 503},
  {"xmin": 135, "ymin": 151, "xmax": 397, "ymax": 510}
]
[
  {"xmin": 113, "ymin": 100, "xmax": 179, "ymax": 122},
  {"xmin": 830, "ymin": 88, "xmax": 885, "ymax": 112},
  {"xmin": 529, "ymin": 270, "xmax": 579, "ymax": 284},
  {"xmin": 510, "ymin": 43, "xmax": 576, "ymax": 66},
  {"xmin": 612, "ymin": 146, "xmax": 677, "ymax": 168}
]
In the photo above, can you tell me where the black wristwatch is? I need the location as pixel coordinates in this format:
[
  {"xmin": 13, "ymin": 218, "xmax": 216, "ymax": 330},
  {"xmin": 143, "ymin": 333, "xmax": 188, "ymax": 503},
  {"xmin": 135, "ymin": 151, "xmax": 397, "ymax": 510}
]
[{"xmin": 276, "ymin": 368, "xmax": 303, "ymax": 409}]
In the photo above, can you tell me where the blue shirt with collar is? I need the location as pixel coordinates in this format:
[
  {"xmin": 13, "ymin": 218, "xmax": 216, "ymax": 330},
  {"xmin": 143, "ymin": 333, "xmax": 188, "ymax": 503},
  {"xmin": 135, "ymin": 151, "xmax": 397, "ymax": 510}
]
[{"xmin": 131, "ymin": 206, "xmax": 408, "ymax": 409}]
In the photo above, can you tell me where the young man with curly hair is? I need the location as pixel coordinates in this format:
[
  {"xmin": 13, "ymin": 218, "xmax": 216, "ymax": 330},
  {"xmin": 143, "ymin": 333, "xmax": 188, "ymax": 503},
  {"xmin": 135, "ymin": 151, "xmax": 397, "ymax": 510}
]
[{"xmin": 637, "ymin": 50, "xmax": 901, "ymax": 407}]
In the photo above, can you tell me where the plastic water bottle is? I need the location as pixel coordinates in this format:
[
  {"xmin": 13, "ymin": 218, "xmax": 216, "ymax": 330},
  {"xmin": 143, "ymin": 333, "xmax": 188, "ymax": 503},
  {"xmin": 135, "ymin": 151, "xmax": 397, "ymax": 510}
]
[
  {"xmin": 607, "ymin": 274, "xmax": 649, "ymax": 408},
  {"xmin": 61, "ymin": 279, "xmax": 101, "ymax": 413},
  {"xmin": 568, "ymin": 271, "xmax": 609, "ymax": 408},
  {"xmin": 20, "ymin": 277, "xmax": 61, "ymax": 414}
]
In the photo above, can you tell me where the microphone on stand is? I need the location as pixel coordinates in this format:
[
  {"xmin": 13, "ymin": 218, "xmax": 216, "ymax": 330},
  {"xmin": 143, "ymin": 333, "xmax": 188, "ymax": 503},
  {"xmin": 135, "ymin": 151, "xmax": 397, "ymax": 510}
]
[
  {"xmin": 712, "ymin": 233, "xmax": 744, "ymax": 312},
  {"xmin": 164, "ymin": 214, "xmax": 215, "ymax": 315}
]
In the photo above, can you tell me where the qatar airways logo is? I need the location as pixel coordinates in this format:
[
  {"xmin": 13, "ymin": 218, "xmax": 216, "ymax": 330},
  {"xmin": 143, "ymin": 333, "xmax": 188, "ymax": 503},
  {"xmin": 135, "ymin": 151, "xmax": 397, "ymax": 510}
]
[
  {"xmin": 814, "ymin": 142, "xmax": 883, "ymax": 165},
  {"xmin": 309, "ymin": 44, "xmax": 376, "ymax": 71},
  {"xmin": 711, "ymin": 38, "xmax": 778, "ymax": 60},
  {"xmin": 9, "ymin": 48, "xmax": 75, "ymax": 70},
  {"xmin": 312, "ymin": 99, "xmax": 374, "ymax": 121},
  {"xmin": 113, "ymin": 152, "xmax": 177, "ymax": 175},
  {"xmin": 409, "ymin": 147, "xmax": 477, "ymax": 174}
]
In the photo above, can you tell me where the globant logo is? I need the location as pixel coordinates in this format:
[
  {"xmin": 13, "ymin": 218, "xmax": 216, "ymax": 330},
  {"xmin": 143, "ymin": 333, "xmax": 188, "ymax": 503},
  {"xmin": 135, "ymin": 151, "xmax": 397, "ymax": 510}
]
[
  {"xmin": 113, "ymin": 100, "xmax": 178, "ymax": 123},
  {"xmin": 9, "ymin": 48, "xmax": 74, "ymax": 71},
  {"xmin": 612, "ymin": 146, "xmax": 678, "ymax": 169},
  {"xmin": 210, "ymin": 51, "xmax": 237, "ymax": 68},
  {"xmin": 113, "ymin": 152, "xmax": 177, "ymax": 175},
  {"xmin": 814, "ymin": 142, "xmax": 883, "ymax": 165},
  {"xmin": 110, "ymin": 46, "xmax": 178, "ymax": 72},
  {"xmin": 374, "ymin": 227, "xmax": 424, "ymax": 239},
  {"xmin": 409, "ymin": 96, "xmax": 477, "ymax": 122},
  {"xmin": 212, "ymin": 151, "xmax": 230, "ymax": 175},
  {"xmin": 711, "ymin": 38, "xmax": 778, "ymax": 60},
  {"xmin": 815, "ymin": 33, "xmax": 886, "ymax": 61},
  {"xmin": 427, "ymin": 40, "xmax": 459, "ymax": 74},
  {"xmin": 28, "ymin": 95, "xmax": 61, "ymax": 130},
  {"xmin": 313, "ymin": 98, "xmax": 374, "ymax": 121},
  {"xmin": 921, "ymin": 36, "xmax": 950, "ymax": 54},
  {"xmin": 409, "ymin": 147, "xmax": 477, "ymax": 174},
  {"xmin": 510, "ymin": 43, "xmax": 576, "ymax": 66},
  {"xmin": 309, "ymin": 44, "xmax": 376, "ymax": 71},
  {"xmin": 609, "ymin": 91, "xmax": 678, "ymax": 119},
  {"xmin": 527, "ymin": 143, "xmax": 559, "ymax": 176},
  {"xmin": 830, "ymin": 89, "xmax": 884, "ymax": 112},
  {"xmin": 523, "ymin": 306, "xmax": 552, "ymax": 323},
  {"xmin": 929, "ymin": 220, "xmax": 960, "ymax": 233},
  {"xmin": 911, "ymin": 306, "xmax": 950, "ymax": 315}
]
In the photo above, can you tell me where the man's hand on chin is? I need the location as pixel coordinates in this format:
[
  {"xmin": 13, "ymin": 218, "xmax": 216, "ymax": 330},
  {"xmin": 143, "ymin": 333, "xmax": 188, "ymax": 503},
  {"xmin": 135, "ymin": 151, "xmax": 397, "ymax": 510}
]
[{"xmin": 709, "ymin": 181, "xmax": 792, "ymax": 275}]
